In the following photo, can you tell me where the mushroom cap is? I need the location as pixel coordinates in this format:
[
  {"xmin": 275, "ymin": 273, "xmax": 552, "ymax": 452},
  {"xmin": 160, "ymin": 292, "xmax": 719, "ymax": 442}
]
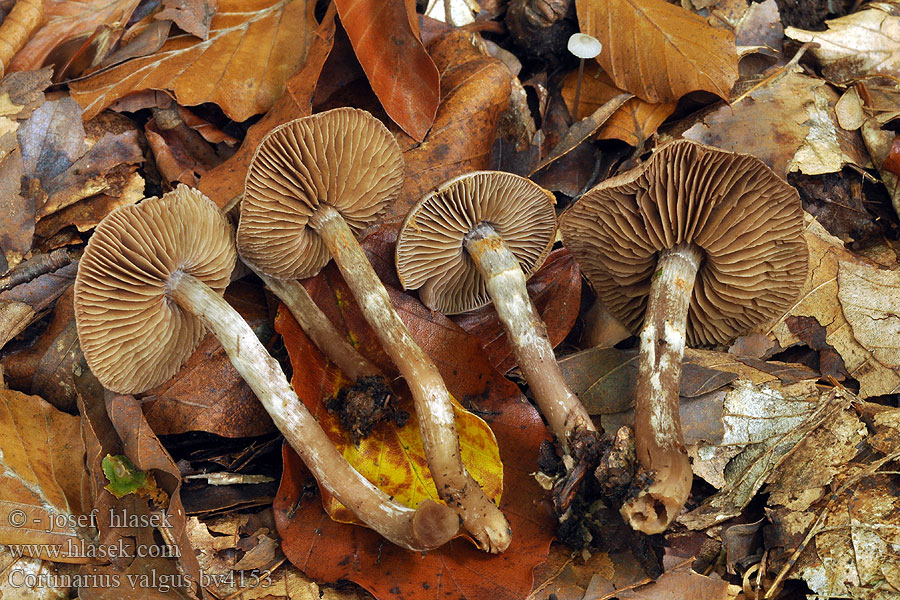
[
  {"xmin": 560, "ymin": 139, "xmax": 807, "ymax": 345},
  {"xmin": 567, "ymin": 33, "xmax": 603, "ymax": 59},
  {"xmin": 75, "ymin": 185, "xmax": 236, "ymax": 394},
  {"xmin": 238, "ymin": 107, "xmax": 404, "ymax": 280},
  {"xmin": 396, "ymin": 171, "xmax": 557, "ymax": 314}
]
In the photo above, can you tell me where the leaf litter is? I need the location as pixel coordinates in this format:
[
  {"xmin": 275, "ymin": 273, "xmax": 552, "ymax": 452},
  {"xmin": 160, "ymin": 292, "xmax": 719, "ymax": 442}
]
[{"xmin": 1, "ymin": 0, "xmax": 900, "ymax": 599}]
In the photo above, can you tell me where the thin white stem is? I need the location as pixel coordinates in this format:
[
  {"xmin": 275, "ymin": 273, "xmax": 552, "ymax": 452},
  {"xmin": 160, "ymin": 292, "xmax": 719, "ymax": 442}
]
[
  {"xmin": 309, "ymin": 205, "xmax": 511, "ymax": 553},
  {"xmin": 247, "ymin": 262, "xmax": 383, "ymax": 382},
  {"xmin": 167, "ymin": 271, "xmax": 458, "ymax": 551},
  {"xmin": 464, "ymin": 223, "xmax": 595, "ymax": 452},
  {"xmin": 621, "ymin": 243, "xmax": 701, "ymax": 534}
]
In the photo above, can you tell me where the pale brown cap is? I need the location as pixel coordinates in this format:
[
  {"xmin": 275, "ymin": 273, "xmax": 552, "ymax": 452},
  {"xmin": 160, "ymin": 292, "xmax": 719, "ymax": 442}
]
[
  {"xmin": 238, "ymin": 108, "xmax": 404, "ymax": 280},
  {"xmin": 75, "ymin": 185, "xmax": 236, "ymax": 394},
  {"xmin": 396, "ymin": 171, "xmax": 557, "ymax": 314},
  {"xmin": 560, "ymin": 139, "xmax": 807, "ymax": 345}
]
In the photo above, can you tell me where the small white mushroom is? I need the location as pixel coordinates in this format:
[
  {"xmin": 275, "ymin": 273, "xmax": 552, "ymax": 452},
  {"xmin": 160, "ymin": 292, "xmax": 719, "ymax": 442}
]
[{"xmin": 567, "ymin": 33, "xmax": 603, "ymax": 119}]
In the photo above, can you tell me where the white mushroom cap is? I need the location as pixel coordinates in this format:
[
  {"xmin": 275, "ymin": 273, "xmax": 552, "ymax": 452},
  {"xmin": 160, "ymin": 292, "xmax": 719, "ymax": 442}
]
[{"xmin": 567, "ymin": 33, "xmax": 603, "ymax": 59}]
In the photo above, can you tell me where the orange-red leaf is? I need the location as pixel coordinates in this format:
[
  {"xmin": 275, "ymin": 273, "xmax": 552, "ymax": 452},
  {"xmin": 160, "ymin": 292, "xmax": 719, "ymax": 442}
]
[
  {"xmin": 274, "ymin": 263, "xmax": 554, "ymax": 600},
  {"xmin": 334, "ymin": 0, "xmax": 439, "ymax": 141},
  {"xmin": 576, "ymin": 0, "xmax": 738, "ymax": 104},
  {"xmin": 275, "ymin": 296, "xmax": 502, "ymax": 522},
  {"xmin": 70, "ymin": 0, "xmax": 318, "ymax": 122}
]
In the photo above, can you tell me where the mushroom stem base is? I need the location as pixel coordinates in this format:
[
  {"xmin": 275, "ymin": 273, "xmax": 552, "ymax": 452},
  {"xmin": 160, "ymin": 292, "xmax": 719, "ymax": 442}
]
[
  {"xmin": 464, "ymin": 223, "xmax": 596, "ymax": 451},
  {"xmin": 167, "ymin": 270, "xmax": 458, "ymax": 551},
  {"xmin": 309, "ymin": 205, "xmax": 511, "ymax": 553},
  {"xmin": 621, "ymin": 243, "xmax": 701, "ymax": 535},
  {"xmin": 248, "ymin": 263, "xmax": 383, "ymax": 382}
]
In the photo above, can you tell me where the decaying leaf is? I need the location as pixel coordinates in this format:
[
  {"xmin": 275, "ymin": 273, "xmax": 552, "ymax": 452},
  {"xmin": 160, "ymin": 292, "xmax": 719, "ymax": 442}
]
[
  {"xmin": 765, "ymin": 402, "xmax": 900, "ymax": 600},
  {"xmin": 335, "ymin": 0, "xmax": 439, "ymax": 141},
  {"xmin": 770, "ymin": 216, "xmax": 900, "ymax": 398},
  {"xmin": 70, "ymin": 0, "xmax": 319, "ymax": 122},
  {"xmin": 785, "ymin": 3, "xmax": 900, "ymax": 84},
  {"xmin": 0, "ymin": 388, "xmax": 92, "ymax": 562},
  {"xmin": 576, "ymin": 0, "xmax": 738, "ymax": 104},
  {"xmin": 0, "ymin": 552, "xmax": 77, "ymax": 599},
  {"xmin": 156, "ymin": 0, "xmax": 217, "ymax": 40},
  {"xmin": 680, "ymin": 69, "xmax": 869, "ymax": 175}
]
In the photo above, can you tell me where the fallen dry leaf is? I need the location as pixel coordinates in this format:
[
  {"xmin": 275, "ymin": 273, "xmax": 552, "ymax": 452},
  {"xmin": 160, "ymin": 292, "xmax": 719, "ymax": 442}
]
[
  {"xmin": 156, "ymin": 0, "xmax": 217, "ymax": 40},
  {"xmin": 385, "ymin": 28, "xmax": 513, "ymax": 225},
  {"xmin": 274, "ymin": 261, "xmax": 554, "ymax": 600},
  {"xmin": 770, "ymin": 216, "xmax": 900, "ymax": 398},
  {"xmin": 70, "ymin": 0, "xmax": 319, "ymax": 122},
  {"xmin": 8, "ymin": 0, "xmax": 140, "ymax": 73},
  {"xmin": 576, "ymin": 0, "xmax": 738, "ymax": 104},
  {"xmin": 139, "ymin": 282, "xmax": 276, "ymax": 438},
  {"xmin": 785, "ymin": 3, "xmax": 900, "ymax": 84},
  {"xmin": 680, "ymin": 69, "xmax": 868, "ymax": 176},
  {"xmin": 335, "ymin": 0, "xmax": 439, "ymax": 141},
  {"xmin": 453, "ymin": 248, "xmax": 582, "ymax": 374},
  {"xmin": 616, "ymin": 569, "xmax": 737, "ymax": 600},
  {"xmin": 196, "ymin": 2, "xmax": 336, "ymax": 209},
  {"xmin": 276, "ymin": 266, "xmax": 502, "ymax": 522},
  {"xmin": 560, "ymin": 63, "xmax": 675, "ymax": 147},
  {"xmin": 0, "ymin": 388, "xmax": 92, "ymax": 562}
]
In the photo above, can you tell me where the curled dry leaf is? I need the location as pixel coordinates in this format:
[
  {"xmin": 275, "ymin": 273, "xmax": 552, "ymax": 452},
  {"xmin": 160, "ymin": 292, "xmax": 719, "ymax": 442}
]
[
  {"xmin": 560, "ymin": 63, "xmax": 676, "ymax": 147},
  {"xmin": 0, "ymin": 388, "xmax": 92, "ymax": 562},
  {"xmin": 0, "ymin": 0, "xmax": 43, "ymax": 77},
  {"xmin": 575, "ymin": 0, "xmax": 739, "ymax": 104},
  {"xmin": 70, "ymin": 0, "xmax": 319, "ymax": 122},
  {"xmin": 770, "ymin": 216, "xmax": 900, "ymax": 398},
  {"xmin": 785, "ymin": 3, "xmax": 900, "ymax": 84},
  {"xmin": 334, "ymin": 0, "xmax": 439, "ymax": 141},
  {"xmin": 8, "ymin": 0, "xmax": 140, "ymax": 73},
  {"xmin": 155, "ymin": 0, "xmax": 217, "ymax": 40}
]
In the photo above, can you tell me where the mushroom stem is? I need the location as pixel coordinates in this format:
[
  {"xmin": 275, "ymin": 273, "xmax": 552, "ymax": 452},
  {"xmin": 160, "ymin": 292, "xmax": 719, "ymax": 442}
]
[
  {"xmin": 464, "ymin": 223, "xmax": 596, "ymax": 451},
  {"xmin": 620, "ymin": 242, "xmax": 701, "ymax": 535},
  {"xmin": 248, "ymin": 265, "xmax": 383, "ymax": 382},
  {"xmin": 307, "ymin": 205, "xmax": 511, "ymax": 553},
  {"xmin": 165, "ymin": 270, "xmax": 459, "ymax": 551},
  {"xmin": 573, "ymin": 58, "xmax": 585, "ymax": 118}
]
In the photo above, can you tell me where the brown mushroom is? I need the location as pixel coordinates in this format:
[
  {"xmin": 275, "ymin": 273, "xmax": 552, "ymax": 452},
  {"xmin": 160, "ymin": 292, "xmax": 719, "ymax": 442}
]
[
  {"xmin": 238, "ymin": 108, "xmax": 510, "ymax": 553},
  {"xmin": 560, "ymin": 140, "xmax": 807, "ymax": 534},
  {"xmin": 75, "ymin": 185, "xmax": 459, "ymax": 551},
  {"xmin": 396, "ymin": 171, "xmax": 597, "ymax": 452}
]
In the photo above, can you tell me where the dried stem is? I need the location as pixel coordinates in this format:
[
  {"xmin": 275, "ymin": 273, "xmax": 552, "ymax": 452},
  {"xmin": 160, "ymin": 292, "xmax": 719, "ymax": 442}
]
[
  {"xmin": 309, "ymin": 205, "xmax": 511, "ymax": 553},
  {"xmin": 464, "ymin": 223, "xmax": 595, "ymax": 451},
  {"xmin": 247, "ymin": 264, "xmax": 383, "ymax": 382},
  {"xmin": 167, "ymin": 271, "xmax": 458, "ymax": 551},
  {"xmin": 621, "ymin": 243, "xmax": 701, "ymax": 534}
]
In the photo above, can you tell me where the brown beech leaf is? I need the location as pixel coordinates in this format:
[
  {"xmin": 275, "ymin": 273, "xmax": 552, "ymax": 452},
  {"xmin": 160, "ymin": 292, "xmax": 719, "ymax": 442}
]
[
  {"xmin": 274, "ymin": 262, "xmax": 554, "ymax": 600},
  {"xmin": 156, "ymin": 0, "xmax": 217, "ymax": 40},
  {"xmin": 453, "ymin": 248, "xmax": 582, "ymax": 374},
  {"xmin": 334, "ymin": 0, "xmax": 439, "ymax": 141},
  {"xmin": 560, "ymin": 63, "xmax": 675, "ymax": 147},
  {"xmin": 384, "ymin": 29, "xmax": 513, "ymax": 225},
  {"xmin": 138, "ymin": 282, "xmax": 276, "ymax": 438},
  {"xmin": 0, "ymin": 388, "xmax": 92, "ymax": 562},
  {"xmin": 785, "ymin": 3, "xmax": 900, "ymax": 84},
  {"xmin": 0, "ymin": 149, "xmax": 29, "ymax": 273},
  {"xmin": 575, "ymin": 0, "xmax": 738, "ymax": 104},
  {"xmin": 70, "ymin": 0, "xmax": 319, "ymax": 122},
  {"xmin": 770, "ymin": 216, "xmax": 900, "ymax": 398},
  {"xmin": 8, "ymin": 0, "xmax": 141, "ymax": 73},
  {"xmin": 196, "ymin": 3, "xmax": 336, "ymax": 209}
]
